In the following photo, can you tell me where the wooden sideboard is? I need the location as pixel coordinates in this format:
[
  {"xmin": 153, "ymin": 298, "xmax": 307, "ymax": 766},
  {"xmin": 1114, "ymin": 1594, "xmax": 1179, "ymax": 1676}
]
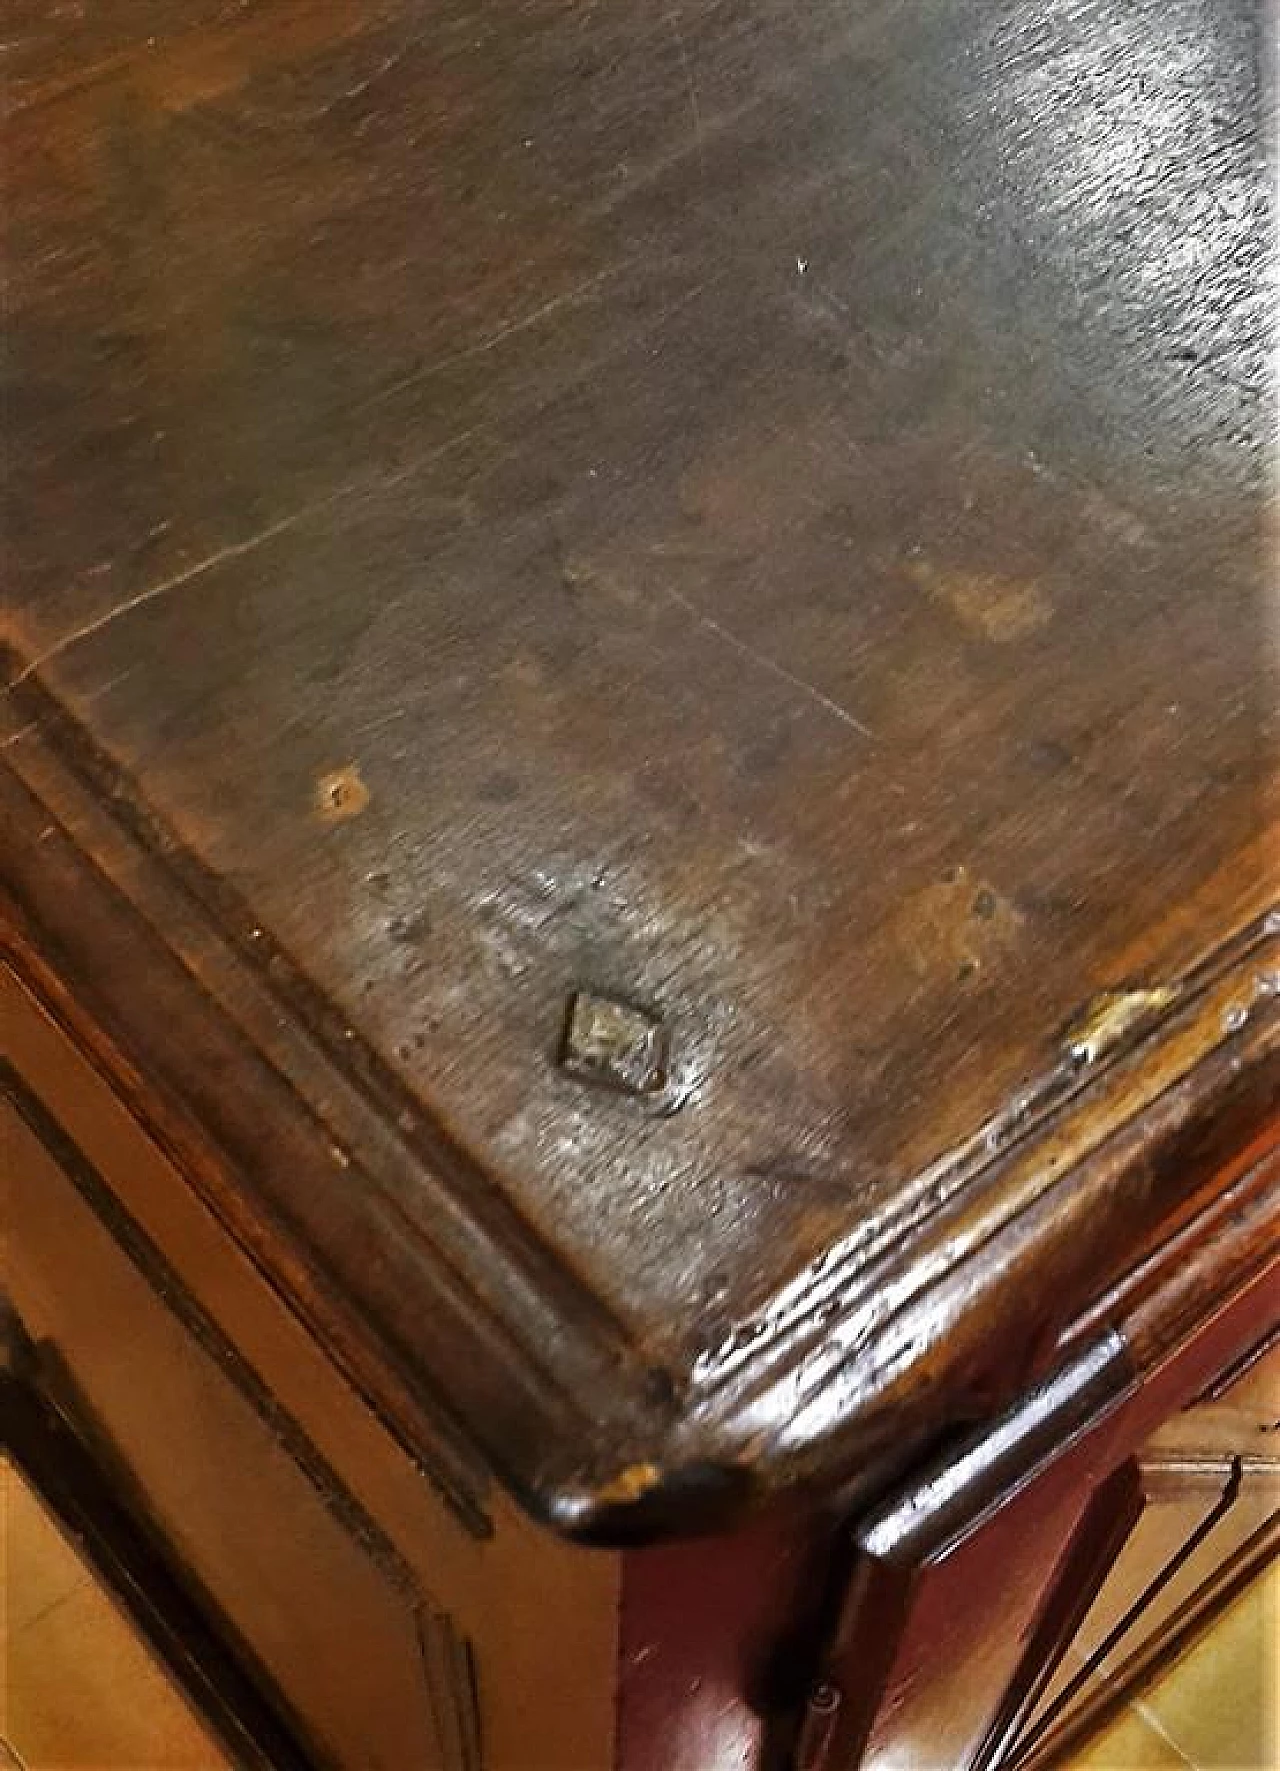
[{"xmin": 3, "ymin": 4, "xmax": 1275, "ymax": 1767}]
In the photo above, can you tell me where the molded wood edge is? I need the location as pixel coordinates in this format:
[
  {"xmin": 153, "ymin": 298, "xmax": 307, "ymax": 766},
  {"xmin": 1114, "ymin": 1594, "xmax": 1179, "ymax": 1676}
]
[{"xmin": 3, "ymin": 659, "xmax": 1276, "ymax": 1543}]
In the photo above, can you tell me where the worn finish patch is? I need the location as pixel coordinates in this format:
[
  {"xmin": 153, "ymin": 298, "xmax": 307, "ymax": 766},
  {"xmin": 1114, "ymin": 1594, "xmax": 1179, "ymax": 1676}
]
[
  {"xmin": 315, "ymin": 765, "xmax": 370, "ymax": 824},
  {"xmin": 907, "ymin": 554, "xmax": 1054, "ymax": 642},
  {"xmin": 1064, "ymin": 985, "xmax": 1180, "ymax": 1065},
  {"xmin": 891, "ymin": 865, "xmax": 1024, "ymax": 986}
]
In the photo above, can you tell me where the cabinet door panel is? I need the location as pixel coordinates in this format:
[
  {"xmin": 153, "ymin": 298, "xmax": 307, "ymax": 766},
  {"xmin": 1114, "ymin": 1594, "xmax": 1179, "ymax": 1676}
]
[
  {"xmin": 809, "ymin": 1283, "xmax": 1278, "ymax": 1771},
  {"xmin": 1010, "ymin": 1346, "xmax": 1280, "ymax": 1768},
  {"xmin": 813, "ymin": 1336, "xmax": 1137, "ymax": 1771},
  {"xmin": 2, "ymin": 961, "xmax": 620, "ymax": 1771},
  {"xmin": 2, "ymin": 1084, "xmax": 462, "ymax": 1771}
]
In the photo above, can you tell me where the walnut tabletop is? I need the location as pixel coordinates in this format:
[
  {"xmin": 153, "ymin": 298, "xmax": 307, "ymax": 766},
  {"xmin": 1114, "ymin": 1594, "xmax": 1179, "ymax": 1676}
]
[{"xmin": 2, "ymin": 0, "xmax": 1275, "ymax": 1540}]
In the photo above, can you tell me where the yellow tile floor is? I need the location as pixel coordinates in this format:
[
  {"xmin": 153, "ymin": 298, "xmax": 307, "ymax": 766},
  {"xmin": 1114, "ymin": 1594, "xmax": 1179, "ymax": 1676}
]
[
  {"xmin": 1, "ymin": 1465, "xmax": 226, "ymax": 1769},
  {"xmin": 1, "ymin": 1457, "xmax": 1276, "ymax": 1769},
  {"xmin": 1070, "ymin": 1563, "xmax": 1278, "ymax": 1771}
]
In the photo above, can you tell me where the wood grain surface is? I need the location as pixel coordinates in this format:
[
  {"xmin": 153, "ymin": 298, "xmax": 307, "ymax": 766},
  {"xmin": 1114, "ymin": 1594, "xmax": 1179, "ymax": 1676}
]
[{"xmin": 3, "ymin": 1, "xmax": 1275, "ymax": 1534}]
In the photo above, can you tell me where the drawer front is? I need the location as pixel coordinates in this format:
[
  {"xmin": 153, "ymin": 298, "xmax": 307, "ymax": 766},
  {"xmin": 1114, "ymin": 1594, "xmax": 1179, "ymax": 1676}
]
[{"xmin": 2, "ymin": 1077, "xmax": 473, "ymax": 1771}]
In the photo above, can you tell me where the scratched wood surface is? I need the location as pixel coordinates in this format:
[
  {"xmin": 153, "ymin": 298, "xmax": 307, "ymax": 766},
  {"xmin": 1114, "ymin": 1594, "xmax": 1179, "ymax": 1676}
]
[{"xmin": 3, "ymin": 1, "xmax": 1275, "ymax": 1531}]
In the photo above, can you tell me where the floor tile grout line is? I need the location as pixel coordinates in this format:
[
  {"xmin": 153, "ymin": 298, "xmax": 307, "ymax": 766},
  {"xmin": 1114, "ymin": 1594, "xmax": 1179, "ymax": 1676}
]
[
  {"xmin": 1133, "ymin": 1696, "xmax": 1199, "ymax": 1769},
  {"xmin": 13, "ymin": 1572, "xmax": 96, "ymax": 1639}
]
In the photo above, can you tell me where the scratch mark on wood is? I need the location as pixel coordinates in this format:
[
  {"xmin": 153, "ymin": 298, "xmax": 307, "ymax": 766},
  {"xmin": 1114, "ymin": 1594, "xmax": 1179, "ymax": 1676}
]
[
  {"xmin": 1, "ymin": 719, "xmax": 40, "ymax": 752},
  {"xmin": 3, "ymin": 415, "xmax": 498, "ymax": 694},
  {"xmin": 662, "ymin": 586, "xmax": 874, "ymax": 740},
  {"xmin": 666, "ymin": 9, "xmax": 707, "ymax": 178},
  {"xmin": 82, "ymin": 665, "xmax": 140, "ymax": 704},
  {"xmin": 4, "ymin": 263, "xmax": 725, "ymax": 698},
  {"xmin": 352, "ymin": 262, "xmax": 633, "ymax": 416},
  {"xmin": 5, "ymin": 507, "xmax": 321, "ymax": 688}
]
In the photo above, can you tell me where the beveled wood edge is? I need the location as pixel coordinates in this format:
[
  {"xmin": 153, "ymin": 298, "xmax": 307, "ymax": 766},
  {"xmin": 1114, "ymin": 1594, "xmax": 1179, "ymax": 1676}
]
[
  {"xmin": 3, "ymin": 652, "xmax": 1276, "ymax": 1542},
  {"xmin": 0, "ymin": 773, "xmax": 646, "ymax": 1533},
  {"xmin": 0, "ymin": 650, "xmax": 637, "ymax": 1363},
  {"xmin": 696, "ymin": 932, "xmax": 1278, "ymax": 1396}
]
